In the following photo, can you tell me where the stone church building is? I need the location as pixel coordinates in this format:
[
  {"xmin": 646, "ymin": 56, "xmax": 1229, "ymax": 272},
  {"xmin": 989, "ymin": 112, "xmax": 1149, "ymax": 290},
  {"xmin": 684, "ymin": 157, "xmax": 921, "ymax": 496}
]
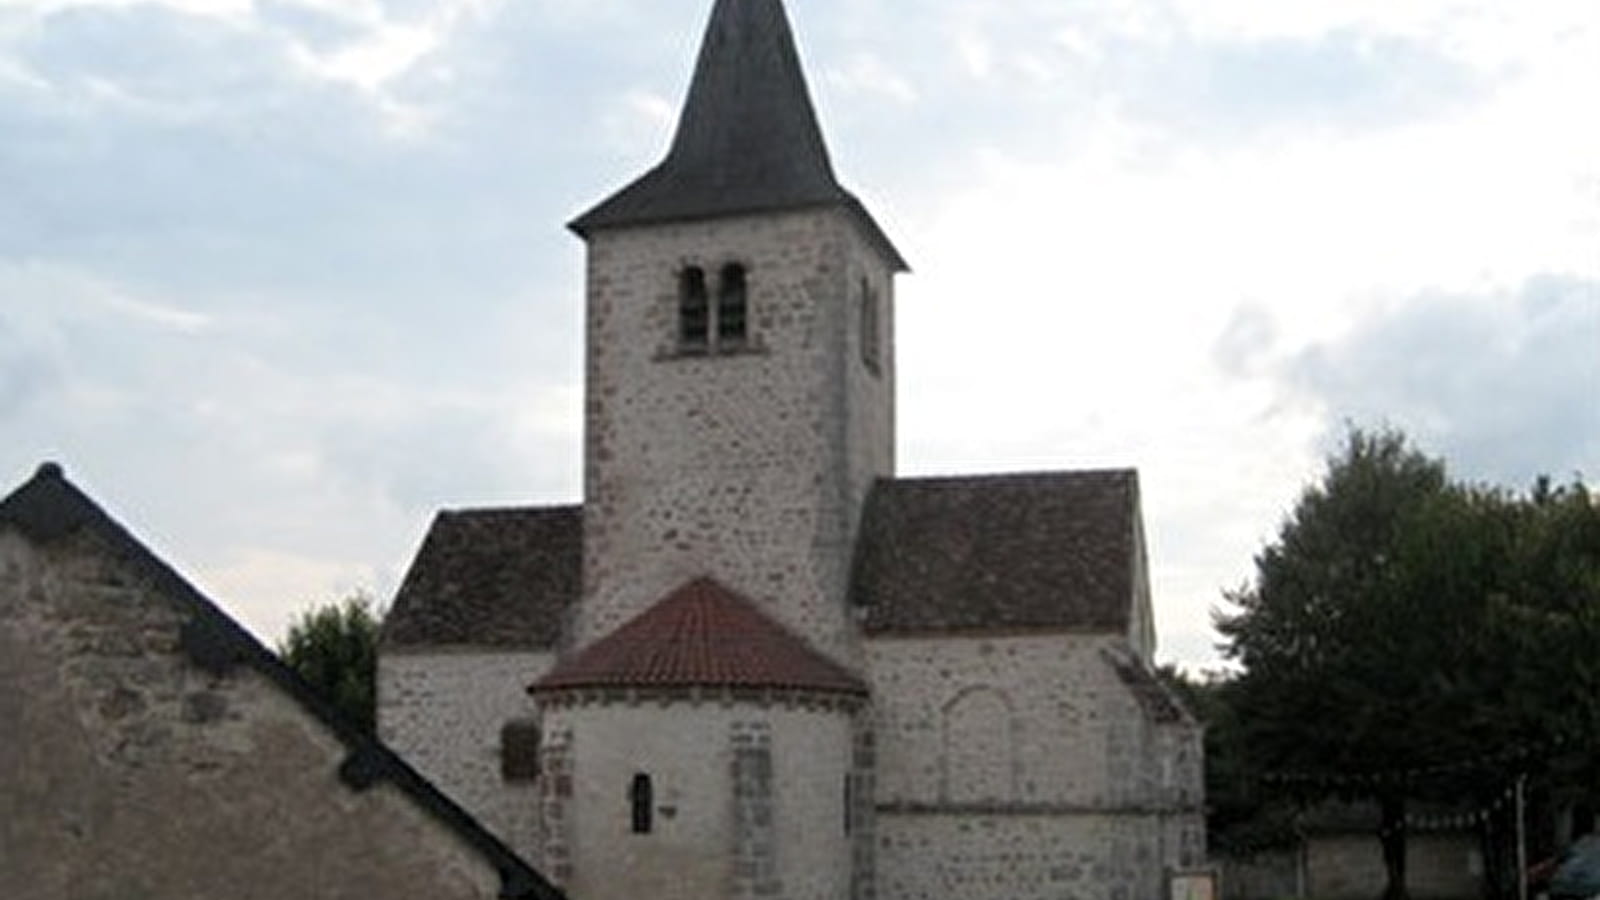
[{"xmin": 378, "ymin": 2, "xmax": 1205, "ymax": 900}]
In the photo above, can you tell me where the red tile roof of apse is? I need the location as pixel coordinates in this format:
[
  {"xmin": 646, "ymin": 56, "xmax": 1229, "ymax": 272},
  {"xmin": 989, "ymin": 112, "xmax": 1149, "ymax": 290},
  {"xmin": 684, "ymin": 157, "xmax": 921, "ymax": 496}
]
[{"xmin": 529, "ymin": 578, "xmax": 867, "ymax": 697}]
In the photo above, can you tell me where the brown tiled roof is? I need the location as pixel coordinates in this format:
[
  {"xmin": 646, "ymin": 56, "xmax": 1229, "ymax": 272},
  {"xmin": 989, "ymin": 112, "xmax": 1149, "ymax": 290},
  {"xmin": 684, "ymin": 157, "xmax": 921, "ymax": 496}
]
[
  {"xmin": 530, "ymin": 578, "xmax": 866, "ymax": 696},
  {"xmin": 852, "ymin": 470, "xmax": 1139, "ymax": 635},
  {"xmin": 381, "ymin": 506, "xmax": 581, "ymax": 650}
]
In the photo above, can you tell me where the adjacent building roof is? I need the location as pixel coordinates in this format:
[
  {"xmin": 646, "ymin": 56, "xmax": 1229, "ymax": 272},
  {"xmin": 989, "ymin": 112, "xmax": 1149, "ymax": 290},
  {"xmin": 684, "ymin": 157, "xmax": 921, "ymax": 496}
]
[
  {"xmin": 530, "ymin": 577, "xmax": 867, "ymax": 697},
  {"xmin": 381, "ymin": 506, "xmax": 582, "ymax": 651},
  {"xmin": 568, "ymin": 0, "xmax": 907, "ymax": 271},
  {"xmin": 852, "ymin": 470, "xmax": 1140, "ymax": 636},
  {"xmin": 0, "ymin": 463, "xmax": 564, "ymax": 900}
]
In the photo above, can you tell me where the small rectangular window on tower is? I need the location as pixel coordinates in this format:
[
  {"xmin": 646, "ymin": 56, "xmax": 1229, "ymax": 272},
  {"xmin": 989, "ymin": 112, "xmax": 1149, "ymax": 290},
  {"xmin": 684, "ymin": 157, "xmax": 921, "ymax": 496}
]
[{"xmin": 859, "ymin": 279, "xmax": 881, "ymax": 375}]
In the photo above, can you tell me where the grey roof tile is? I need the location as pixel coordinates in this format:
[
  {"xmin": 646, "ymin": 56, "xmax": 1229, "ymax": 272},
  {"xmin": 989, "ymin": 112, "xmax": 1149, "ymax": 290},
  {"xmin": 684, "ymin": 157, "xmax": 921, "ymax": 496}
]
[
  {"xmin": 381, "ymin": 506, "xmax": 581, "ymax": 650},
  {"xmin": 852, "ymin": 470, "xmax": 1139, "ymax": 635}
]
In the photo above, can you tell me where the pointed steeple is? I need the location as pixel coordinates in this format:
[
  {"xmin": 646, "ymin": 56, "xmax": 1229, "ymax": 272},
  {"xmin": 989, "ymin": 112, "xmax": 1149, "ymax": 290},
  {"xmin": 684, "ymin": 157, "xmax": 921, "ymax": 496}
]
[{"xmin": 571, "ymin": 0, "xmax": 906, "ymax": 270}]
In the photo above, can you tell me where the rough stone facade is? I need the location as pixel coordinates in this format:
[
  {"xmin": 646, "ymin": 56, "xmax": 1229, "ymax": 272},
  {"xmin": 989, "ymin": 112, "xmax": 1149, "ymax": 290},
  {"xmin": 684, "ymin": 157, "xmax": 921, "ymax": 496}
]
[
  {"xmin": 0, "ymin": 469, "xmax": 559, "ymax": 900},
  {"xmin": 868, "ymin": 634, "xmax": 1204, "ymax": 900},
  {"xmin": 379, "ymin": 649, "xmax": 552, "ymax": 861},
  {"xmin": 535, "ymin": 699, "xmax": 857, "ymax": 900},
  {"xmin": 579, "ymin": 206, "xmax": 895, "ymax": 666}
]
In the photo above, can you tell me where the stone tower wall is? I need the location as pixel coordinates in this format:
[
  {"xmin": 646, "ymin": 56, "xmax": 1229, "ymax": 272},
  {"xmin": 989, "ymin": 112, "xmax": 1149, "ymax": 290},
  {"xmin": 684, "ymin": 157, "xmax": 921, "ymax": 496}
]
[{"xmin": 578, "ymin": 206, "xmax": 896, "ymax": 664}]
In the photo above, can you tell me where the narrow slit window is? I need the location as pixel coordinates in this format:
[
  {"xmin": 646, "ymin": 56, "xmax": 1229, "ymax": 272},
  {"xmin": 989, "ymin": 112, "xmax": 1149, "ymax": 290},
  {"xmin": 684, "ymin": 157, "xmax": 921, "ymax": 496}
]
[
  {"xmin": 680, "ymin": 266, "xmax": 709, "ymax": 350},
  {"xmin": 630, "ymin": 772, "xmax": 654, "ymax": 834},
  {"xmin": 717, "ymin": 263, "xmax": 748, "ymax": 346},
  {"xmin": 844, "ymin": 774, "xmax": 853, "ymax": 835}
]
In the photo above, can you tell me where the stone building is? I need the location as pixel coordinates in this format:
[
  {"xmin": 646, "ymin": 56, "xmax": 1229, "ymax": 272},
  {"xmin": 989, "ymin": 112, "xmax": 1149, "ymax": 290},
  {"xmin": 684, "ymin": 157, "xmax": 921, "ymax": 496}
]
[
  {"xmin": 0, "ymin": 463, "xmax": 563, "ymax": 900},
  {"xmin": 378, "ymin": 2, "xmax": 1205, "ymax": 900}
]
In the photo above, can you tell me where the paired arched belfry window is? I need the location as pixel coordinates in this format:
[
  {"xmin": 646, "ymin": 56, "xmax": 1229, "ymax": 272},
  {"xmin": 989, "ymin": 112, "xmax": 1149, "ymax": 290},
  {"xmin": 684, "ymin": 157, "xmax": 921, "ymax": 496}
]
[
  {"xmin": 630, "ymin": 772, "xmax": 654, "ymax": 834},
  {"xmin": 678, "ymin": 263, "xmax": 748, "ymax": 354}
]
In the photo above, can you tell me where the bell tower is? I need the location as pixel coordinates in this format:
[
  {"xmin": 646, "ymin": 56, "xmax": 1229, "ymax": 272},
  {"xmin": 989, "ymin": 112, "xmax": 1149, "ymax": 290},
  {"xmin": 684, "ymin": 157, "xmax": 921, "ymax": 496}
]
[{"xmin": 567, "ymin": 0, "xmax": 907, "ymax": 665}]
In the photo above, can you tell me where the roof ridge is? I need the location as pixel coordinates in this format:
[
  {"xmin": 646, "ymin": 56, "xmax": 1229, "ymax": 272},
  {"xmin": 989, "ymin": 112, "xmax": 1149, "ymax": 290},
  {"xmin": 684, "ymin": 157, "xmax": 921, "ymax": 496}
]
[{"xmin": 886, "ymin": 468, "xmax": 1138, "ymax": 486}]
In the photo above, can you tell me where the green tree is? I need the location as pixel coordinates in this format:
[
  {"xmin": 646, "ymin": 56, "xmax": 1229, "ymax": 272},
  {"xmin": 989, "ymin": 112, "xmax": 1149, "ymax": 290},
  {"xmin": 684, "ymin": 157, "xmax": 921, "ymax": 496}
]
[
  {"xmin": 1217, "ymin": 429, "xmax": 1478, "ymax": 900},
  {"xmin": 278, "ymin": 595, "xmax": 381, "ymax": 734},
  {"xmin": 1218, "ymin": 429, "xmax": 1600, "ymax": 900}
]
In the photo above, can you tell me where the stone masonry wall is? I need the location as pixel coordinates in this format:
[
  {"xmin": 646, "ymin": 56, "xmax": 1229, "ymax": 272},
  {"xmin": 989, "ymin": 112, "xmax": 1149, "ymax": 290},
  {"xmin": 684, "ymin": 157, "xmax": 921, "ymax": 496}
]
[
  {"xmin": 578, "ymin": 206, "xmax": 898, "ymax": 666},
  {"xmin": 378, "ymin": 649, "xmax": 552, "ymax": 862},
  {"xmin": 0, "ymin": 526, "xmax": 517, "ymax": 900},
  {"xmin": 867, "ymin": 633, "xmax": 1205, "ymax": 900},
  {"xmin": 540, "ymin": 699, "xmax": 855, "ymax": 900}
]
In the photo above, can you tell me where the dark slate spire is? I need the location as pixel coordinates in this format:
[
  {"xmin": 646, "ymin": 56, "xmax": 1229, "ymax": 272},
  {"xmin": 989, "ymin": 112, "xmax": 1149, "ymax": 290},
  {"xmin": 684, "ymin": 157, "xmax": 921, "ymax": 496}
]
[{"xmin": 571, "ymin": 0, "xmax": 906, "ymax": 270}]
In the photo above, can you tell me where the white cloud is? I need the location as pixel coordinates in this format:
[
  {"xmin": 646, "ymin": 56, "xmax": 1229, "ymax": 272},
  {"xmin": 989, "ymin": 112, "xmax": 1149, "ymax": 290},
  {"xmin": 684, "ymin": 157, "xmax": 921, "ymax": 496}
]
[
  {"xmin": 0, "ymin": 0, "xmax": 252, "ymax": 20},
  {"xmin": 199, "ymin": 546, "xmax": 384, "ymax": 644},
  {"xmin": 825, "ymin": 52, "xmax": 918, "ymax": 104},
  {"xmin": 4, "ymin": 0, "xmax": 1595, "ymax": 669}
]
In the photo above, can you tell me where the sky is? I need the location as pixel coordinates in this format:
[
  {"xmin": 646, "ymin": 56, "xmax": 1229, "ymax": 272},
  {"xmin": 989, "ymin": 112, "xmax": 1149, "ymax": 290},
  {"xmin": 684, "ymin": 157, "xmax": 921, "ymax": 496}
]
[{"xmin": 1, "ymin": 0, "xmax": 1596, "ymax": 669}]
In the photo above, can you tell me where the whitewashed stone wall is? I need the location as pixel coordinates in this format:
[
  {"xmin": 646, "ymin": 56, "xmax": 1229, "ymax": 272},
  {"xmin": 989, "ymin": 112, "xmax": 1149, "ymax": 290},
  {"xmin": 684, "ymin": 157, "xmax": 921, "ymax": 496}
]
[
  {"xmin": 578, "ymin": 207, "xmax": 898, "ymax": 665},
  {"xmin": 378, "ymin": 650, "xmax": 552, "ymax": 861},
  {"xmin": 540, "ymin": 699, "xmax": 856, "ymax": 900},
  {"xmin": 867, "ymin": 633, "xmax": 1204, "ymax": 900}
]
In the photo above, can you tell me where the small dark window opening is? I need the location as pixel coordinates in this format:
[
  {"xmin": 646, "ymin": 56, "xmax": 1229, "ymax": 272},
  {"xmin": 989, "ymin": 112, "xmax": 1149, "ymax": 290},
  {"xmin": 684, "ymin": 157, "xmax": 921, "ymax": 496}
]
[
  {"xmin": 630, "ymin": 773, "xmax": 654, "ymax": 834},
  {"xmin": 500, "ymin": 721, "xmax": 541, "ymax": 782},
  {"xmin": 859, "ymin": 279, "xmax": 881, "ymax": 375},
  {"xmin": 680, "ymin": 267, "xmax": 710, "ymax": 350},
  {"xmin": 717, "ymin": 263, "xmax": 748, "ymax": 346}
]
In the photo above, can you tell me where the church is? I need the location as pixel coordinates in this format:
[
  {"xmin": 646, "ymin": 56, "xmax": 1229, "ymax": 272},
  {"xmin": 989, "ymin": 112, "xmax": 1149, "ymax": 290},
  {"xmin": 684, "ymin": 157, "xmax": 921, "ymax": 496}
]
[{"xmin": 377, "ymin": 2, "xmax": 1205, "ymax": 900}]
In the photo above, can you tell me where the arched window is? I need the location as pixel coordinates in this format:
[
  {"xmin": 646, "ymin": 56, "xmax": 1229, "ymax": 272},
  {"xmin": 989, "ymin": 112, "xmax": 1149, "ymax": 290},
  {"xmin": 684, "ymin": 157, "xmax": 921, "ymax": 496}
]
[
  {"xmin": 629, "ymin": 773, "xmax": 654, "ymax": 834},
  {"xmin": 717, "ymin": 263, "xmax": 748, "ymax": 346},
  {"xmin": 679, "ymin": 266, "xmax": 710, "ymax": 351}
]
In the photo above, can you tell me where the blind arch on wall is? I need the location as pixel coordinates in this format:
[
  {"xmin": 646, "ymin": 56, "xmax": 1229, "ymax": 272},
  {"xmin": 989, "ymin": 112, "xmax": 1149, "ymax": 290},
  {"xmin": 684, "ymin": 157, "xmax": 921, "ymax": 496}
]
[{"xmin": 940, "ymin": 685, "xmax": 1016, "ymax": 804}]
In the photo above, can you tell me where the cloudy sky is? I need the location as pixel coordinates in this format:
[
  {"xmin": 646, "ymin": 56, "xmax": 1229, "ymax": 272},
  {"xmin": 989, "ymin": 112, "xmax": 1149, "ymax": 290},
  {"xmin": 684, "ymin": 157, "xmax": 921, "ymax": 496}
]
[{"xmin": 1, "ymin": 0, "xmax": 1595, "ymax": 668}]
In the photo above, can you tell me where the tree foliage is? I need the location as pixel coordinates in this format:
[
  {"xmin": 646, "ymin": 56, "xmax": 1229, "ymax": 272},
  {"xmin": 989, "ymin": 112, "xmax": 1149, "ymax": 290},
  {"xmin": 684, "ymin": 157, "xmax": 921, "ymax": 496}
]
[
  {"xmin": 1216, "ymin": 429, "xmax": 1600, "ymax": 900},
  {"xmin": 278, "ymin": 595, "xmax": 381, "ymax": 734}
]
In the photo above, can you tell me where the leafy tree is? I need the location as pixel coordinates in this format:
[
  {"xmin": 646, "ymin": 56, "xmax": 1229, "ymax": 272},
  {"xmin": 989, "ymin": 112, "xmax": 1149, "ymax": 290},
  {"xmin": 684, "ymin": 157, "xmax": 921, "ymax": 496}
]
[
  {"xmin": 1218, "ymin": 429, "xmax": 1600, "ymax": 900},
  {"xmin": 1218, "ymin": 429, "xmax": 1476, "ymax": 900},
  {"xmin": 279, "ymin": 595, "xmax": 381, "ymax": 734}
]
